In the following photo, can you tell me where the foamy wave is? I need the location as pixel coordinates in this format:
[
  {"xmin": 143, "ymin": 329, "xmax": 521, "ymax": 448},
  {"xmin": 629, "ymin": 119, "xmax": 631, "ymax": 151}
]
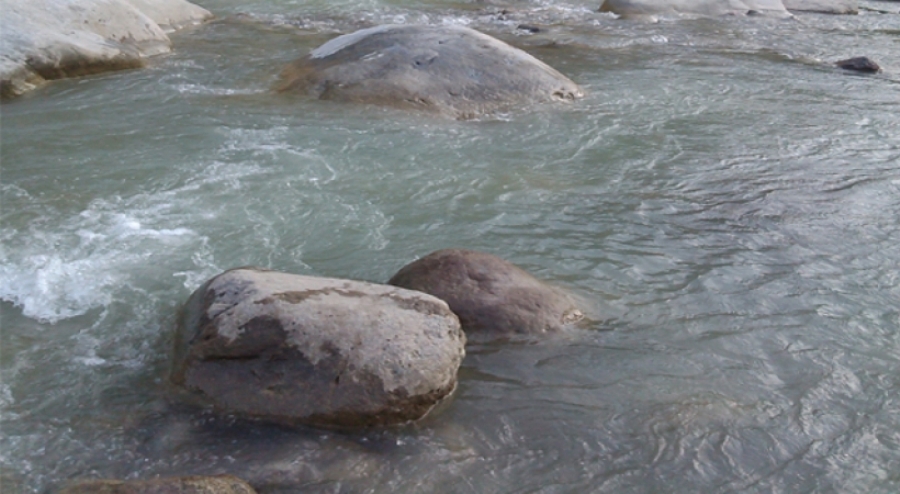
[
  {"xmin": 171, "ymin": 84, "xmax": 265, "ymax": 96},
  {"xmin": 0, "ymin": 206, "xmax": 198, "ymax": 324}
]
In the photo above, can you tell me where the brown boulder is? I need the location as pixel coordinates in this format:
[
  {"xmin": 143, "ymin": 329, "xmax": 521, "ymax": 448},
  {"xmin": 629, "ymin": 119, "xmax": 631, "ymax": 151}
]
[
  {"xmin": 388, "ymin": 249, "xmax": 583, "ymax": 338},
  {"xmin": 171, "ymin": 268, "xmax": 465, "ymax": 428}
]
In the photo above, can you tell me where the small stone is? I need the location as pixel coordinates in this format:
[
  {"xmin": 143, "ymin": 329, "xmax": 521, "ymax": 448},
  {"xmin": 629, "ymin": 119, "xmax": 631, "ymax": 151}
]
[
  {"xmin": 517, "ymin": 24, "xmax": 542, "ymax": 33},
  {"xmin": 835, "ymin": 56, "xmax": 881, "ymax": 73}
]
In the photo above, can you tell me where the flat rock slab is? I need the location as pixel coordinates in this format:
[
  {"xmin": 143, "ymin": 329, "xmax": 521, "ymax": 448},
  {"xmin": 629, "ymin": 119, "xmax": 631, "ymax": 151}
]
[
  {"xmin": 599, "ymin": 0, "xmax": 858, "ymax": 16},
  {"xmin": 58, "ymin": 475, "xmax": 257, "ymax": 494},
  {"xmin": 277, "ymin": 24, "xmax": 583, "ymax": 119},
  {"xmin": 389, "ymin": 249, "xmax": 584, "ymax": 338},
  {"xmin": 0, "ymin": 0, "xmax": 211, "ymax": 100},
  {"xmin": 783, "ymin": 0, "xmax": 858, "ymax": 13},
  {"xmin": 599, "ymin": 0, "xmax": 791, "ymax": 17},
  {"xmin": 172, "ymin": 268, "xmax": 465, "ymax": 428}
]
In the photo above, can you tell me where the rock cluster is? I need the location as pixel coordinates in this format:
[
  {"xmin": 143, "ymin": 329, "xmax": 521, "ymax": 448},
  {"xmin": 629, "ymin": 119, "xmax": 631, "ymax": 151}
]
[
  {"xmin": 0, "ymin": 0, "xmax": 211, "ymax": 100},
  {"xmin": 169, "ymin": 250, "xmax": 584, "ymax": 427},
  {"xmin": 277, "ymin": 24, "xmax": 583, "ymax": 119}
]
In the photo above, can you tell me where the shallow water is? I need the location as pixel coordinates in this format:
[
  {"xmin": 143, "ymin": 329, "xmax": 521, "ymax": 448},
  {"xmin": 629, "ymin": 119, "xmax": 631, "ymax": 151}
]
[{"xmin": 2, "ymin": 0, "xmax": 899, "ymax": 492}]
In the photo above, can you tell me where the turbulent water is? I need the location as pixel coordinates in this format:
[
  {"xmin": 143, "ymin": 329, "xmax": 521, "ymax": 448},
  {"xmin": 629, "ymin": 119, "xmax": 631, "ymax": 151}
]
[{"xmin": 2, "ymin": 0, "xmax": 899, "ymax": 492}]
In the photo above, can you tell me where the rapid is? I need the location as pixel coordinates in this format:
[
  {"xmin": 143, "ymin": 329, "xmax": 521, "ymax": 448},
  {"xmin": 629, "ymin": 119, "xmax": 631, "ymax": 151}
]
[{"xmin": 1, "ymin": 0, "xmax": 899, "ymax": 492}]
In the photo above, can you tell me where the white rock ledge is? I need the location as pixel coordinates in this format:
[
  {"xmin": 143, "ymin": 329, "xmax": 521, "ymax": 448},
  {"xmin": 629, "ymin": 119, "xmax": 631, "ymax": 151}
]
[{"xmin": 0, "ymin": 0, "xmax": 212, "ymax": 100}]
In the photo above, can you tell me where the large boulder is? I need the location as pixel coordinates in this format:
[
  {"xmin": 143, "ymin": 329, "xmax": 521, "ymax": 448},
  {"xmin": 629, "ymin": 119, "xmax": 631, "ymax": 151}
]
[
  {"xmin": 276, "ymin": 24, "xmax": 583, "ymax": 119},
  {"xmin": 782, "ymin": 0, "xmax": 858, "ymax": 13},
  {"xmin": 0, "ymin": 0, "xmax": 212, "ymax": 100},
  {"xmin": 388, "ymin": 249, "xmax": 584, "ymax": 338},
  {"xmin": 599, "ymin": 0, "xmax": 791, "ymax": 17},
  {"xmin": 58, "ymin": 475, "xmax": 256, "ymax": 494},
  {"xmin": 171, "ymin": 268, "xmax": 465, "ymax": 428}
]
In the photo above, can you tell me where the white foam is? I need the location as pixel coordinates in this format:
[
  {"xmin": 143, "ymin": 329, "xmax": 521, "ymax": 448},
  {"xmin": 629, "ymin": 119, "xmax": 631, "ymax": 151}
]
[
  {"xmin": 0, "ymin": 206, "xmax": 198, "ymax": 324},
  {"xmin": 0, "ymin": 127, "xmax": 340, "ymax": 324}
]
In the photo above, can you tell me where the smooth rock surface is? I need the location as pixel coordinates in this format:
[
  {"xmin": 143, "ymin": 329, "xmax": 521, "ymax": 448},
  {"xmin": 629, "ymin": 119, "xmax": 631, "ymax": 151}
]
[
  {"xmin": 172, "ymin": 268, "xmax": 465, "ymax": 428},
  {"xmin": 389, "ymin": 249, "xmax": 584, "ymax": 338},
  {"xmin": 277, "ymin": 24, "xmax": 583, "ymax": 119},
  {"xmin": 57, "ymin": 475, "xmax": 257, "ymax": 494},
  {"xmin": 0, "ymin": 0, "xmax": 211, "ymax": 100}
]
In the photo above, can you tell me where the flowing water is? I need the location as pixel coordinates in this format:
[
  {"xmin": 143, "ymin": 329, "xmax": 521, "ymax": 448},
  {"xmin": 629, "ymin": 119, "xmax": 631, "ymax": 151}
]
[{"xmin": 1, "ymin": 0, "xmax": 899, "ymax": 492}]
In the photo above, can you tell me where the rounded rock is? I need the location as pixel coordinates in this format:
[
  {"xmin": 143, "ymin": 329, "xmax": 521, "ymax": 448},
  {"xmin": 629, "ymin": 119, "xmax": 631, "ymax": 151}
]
[
  {"xmin": 277, "ymin": 24, "xmax": 583, "ymax": 119},
  {"xmin": 835, "ymin": 56, "xmax": 881, "ymax": 73},
  {"xmin": 388, "ymin": 249, "xmax": 584, "ymax": 338},
  {"xmin": 171, "ymin": 268, "xmax": 465, "ymax": 428}
]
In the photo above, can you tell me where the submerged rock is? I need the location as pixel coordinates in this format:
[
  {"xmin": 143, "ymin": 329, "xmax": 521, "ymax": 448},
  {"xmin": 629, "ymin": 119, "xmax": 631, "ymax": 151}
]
[
  {"xmin": 389, "ymin": 249, "xmax": 584, "ymax": 338},
  {"xmin": 835, "ymin": 56, "xmax": 881, "ymax": 73},
  {"xmin": 172, "ymin": 268, "xmax": 465, "ymax": 428},
  {"xmin": 58, "ymin": 475, "xmax": 257, "ymax": 494},
  {"xmin": 0, "ymin": 0, "xmax": 212, "ymax": 100},
  {"xmin": 277, "ymin": 24, "xmax": 583, "ymax": 119}
]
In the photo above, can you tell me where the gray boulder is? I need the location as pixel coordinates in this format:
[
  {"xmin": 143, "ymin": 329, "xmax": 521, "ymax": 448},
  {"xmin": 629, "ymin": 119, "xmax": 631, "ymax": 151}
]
[
  {"xmin": 0, "ymin": 0, "xmax": 212, "ymax": 100},
  {"xmin": 277, "ymin": 24, "xmax": 583, "ymax": 119},
  {"xmin": 172, "ymin": 268, "xmax": 465, "ymax": 428},
  {"xmin": 58, "ymin": 475, "xmax": 257, "ymax": 494},
  {"xmin": 388, "ymin": 249, "xmax": 584, "ymax": 338},
  {"xmin": 599, "ymin": 0, "xmax": 791, "ymax": 17}
]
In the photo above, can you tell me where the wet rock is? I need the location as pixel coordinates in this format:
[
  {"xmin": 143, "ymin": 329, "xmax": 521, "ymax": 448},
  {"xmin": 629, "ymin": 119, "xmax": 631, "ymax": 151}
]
[
  {"xmin": 57, "ymin": 475, "xmax": 256, "ymax": 494},
  {"xmin": 172, "ymin": 267, "xmax": 465, "ymax": 428},
  {"xmin": 517, "ymin": 24, "xmax": 543, "ymax": 33},
  {"xmin": 835, "ymin": 56, "xmax": 881, "ymax": 73},
  {"xmin": 783, "ymin": 0, "xmax": 858, "ymax": 14},
  {"xmin": 277, "ymin": 24, "xmax": 583, "ymax": 119},
  {"xmin": 599, "ymin": 0, "xmax": 791, "ymax": 17},
  {"xmin": 0, "ymin": 0, "xmax": 212, "ymax": 100},
  {"xmin": 388, "ymin": 249, "xmax": 584, "ymax": 338}
]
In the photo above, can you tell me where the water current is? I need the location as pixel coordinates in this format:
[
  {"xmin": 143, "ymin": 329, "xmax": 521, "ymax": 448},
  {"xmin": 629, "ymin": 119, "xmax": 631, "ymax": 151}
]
[{"xmin": 1, "ymin": 0, "xmax": 899, "ymax": 492}]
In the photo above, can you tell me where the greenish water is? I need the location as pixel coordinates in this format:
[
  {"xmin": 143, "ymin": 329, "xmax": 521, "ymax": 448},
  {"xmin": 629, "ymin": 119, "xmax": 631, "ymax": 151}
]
[{"xmin": 2, "ymin": 1, "xmax": 899, "ymax": 492}]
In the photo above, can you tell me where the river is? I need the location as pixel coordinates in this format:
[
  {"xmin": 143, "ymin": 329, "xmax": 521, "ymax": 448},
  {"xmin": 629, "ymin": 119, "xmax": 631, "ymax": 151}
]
[{"xmin": 1, "ymin": 0, "xmax": 899, "ymax": 492}]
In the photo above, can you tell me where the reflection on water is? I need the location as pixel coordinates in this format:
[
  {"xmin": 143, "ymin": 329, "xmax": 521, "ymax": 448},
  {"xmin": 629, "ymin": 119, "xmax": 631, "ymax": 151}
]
[{"xmin": 1, "ymin": 0, "xmax": 899, "ymax": 492}]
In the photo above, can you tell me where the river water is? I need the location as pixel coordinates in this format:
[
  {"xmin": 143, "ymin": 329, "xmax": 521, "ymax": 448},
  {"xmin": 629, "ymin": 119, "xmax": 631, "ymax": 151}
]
[{"xmin": 1, "ymin": 0, "xmax": 899, "ymax": 492}]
